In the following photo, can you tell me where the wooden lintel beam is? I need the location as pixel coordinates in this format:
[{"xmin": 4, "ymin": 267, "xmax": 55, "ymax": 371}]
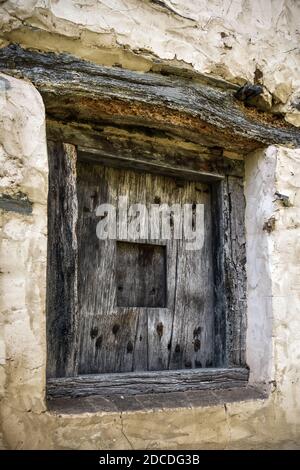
[
  {"xmin": 46, "ymin": 119, "xmax": 244, "ymax": 179},
  {"xmin": 0, "ymin": 45, "xmax": 299, "ymax": 153}
]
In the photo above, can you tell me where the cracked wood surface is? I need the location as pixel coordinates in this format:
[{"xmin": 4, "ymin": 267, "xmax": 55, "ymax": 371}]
[
  {"xmin": 66, "ymin": 159, "xmax": 215, "ymax": 375},
  {"xmin": 46, "ymin": 145, "xmax": 247, "ymax": 391},
  {"xmin": 47, "ymin": 367, "xmax": 249, "ymax": 397},
  {"xmin": 47, "ymin": 119, "xmax": 244, "ymax": 182},
  {"xmin": 0, "ymin": 45, "xmax": 299, "ymax": 154},
  {"xmin": 46, "ymin": 142, "xmax": 79, "ymax": 378}
]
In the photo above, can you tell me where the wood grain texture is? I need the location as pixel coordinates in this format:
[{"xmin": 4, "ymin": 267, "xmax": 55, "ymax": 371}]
[
  {"xmin": 46, "ymin": 142, "xmax": 79, "ymax": 378},
  {"xmin": 1, "ymin": 45, "xmax": 299, "ymax": 153},
  {"xmin": 46, "ymin": 145, "xmax": 248, "ymax": 391},
  {"xmin": 225, "ymin": 176, "xmax": 247, "ymax": 366},
  {"xmin": 211, "ymin": 177, "xmax": 247, "ymax": 367},
  {"xmin": 46, "ymin": 119, "xmax": 243, "ymax": 180},
  {"xmin": 167, "ymin": 188, "xmax": 215, "ymax": 371},
  {"xmin": 47, "ymin": 367, "xmax": 249, "ymax": 397},
  {"xmin": 76, "ymin": 161, "xmax": 215, "ymax": 375},
  {"xmin": 211, "ymin": 181, "xmax": 227, "ymax": 366},
  {"xmin": 116, "ymin": 241, "xmax": 166, "ymax": 308}
]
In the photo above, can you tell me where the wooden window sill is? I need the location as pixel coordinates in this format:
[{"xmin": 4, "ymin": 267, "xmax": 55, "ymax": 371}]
[{"xmin": 47, "ymin": 368, "xmax": 249, "ymax": 399}]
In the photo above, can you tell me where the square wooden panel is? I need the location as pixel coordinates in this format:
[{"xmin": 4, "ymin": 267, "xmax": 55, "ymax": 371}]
[
  {"xmin": 76, "ymin": 161, "xmax": 214, "ymax": 375},
  {"xmin": 116, "ymin": 241, "xmax": 167, "ymax": 308}
]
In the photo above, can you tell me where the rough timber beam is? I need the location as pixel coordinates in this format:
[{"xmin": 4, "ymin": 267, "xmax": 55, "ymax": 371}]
[{"xmin": 0, "ymin": 44, "xmax": 299, "ymax": 154}]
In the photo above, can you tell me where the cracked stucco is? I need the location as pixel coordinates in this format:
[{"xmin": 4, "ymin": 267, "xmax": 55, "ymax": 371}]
[
  {"xmin": 0, "ymin": 71, "xmax": 300, "ymax": 451},
  {"xmin": 0, "ymin": 0, "xmax": 300, "ymax": 450},
  {"xmin": 0, "ymin": 0, "xmax": 300, "ymax": 124}
]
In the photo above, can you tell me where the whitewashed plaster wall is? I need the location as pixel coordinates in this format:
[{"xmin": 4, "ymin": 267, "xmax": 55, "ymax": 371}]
[
  {"xmin": 245, "ymin": 147, "xmax": 275, "ymax": 385},
  {"xmin": 0, "ymin": 0, "xmax": 300, "ymax": 450},
  {"xmin": 0, "ymin": 72, "xmax": 300, "ymax": 451},
  {"xmin": 0, "ymin": 73, "xmax": 48, "ymax": 449},
  {"xmin": 0, "ymin": 1, "xmax": 300, "ymax": 125}
]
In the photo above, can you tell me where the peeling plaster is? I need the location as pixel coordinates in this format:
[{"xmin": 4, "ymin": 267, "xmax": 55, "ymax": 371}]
[
  {"xmin": 0, "ymin": 1, "xmax": 300, "ymax": 450},
  {"xmin": 0, "ymin": 1, "xmax": 300, "ymax": 124},
  {"xmin": 0, "ymin": 70, "xmax": 300, "ymax": 450}
]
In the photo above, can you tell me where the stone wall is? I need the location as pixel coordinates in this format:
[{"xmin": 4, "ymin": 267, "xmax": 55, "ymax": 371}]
[{"xmin": 0, "ymin": 0, "xmax": 300, "ymax": 449}]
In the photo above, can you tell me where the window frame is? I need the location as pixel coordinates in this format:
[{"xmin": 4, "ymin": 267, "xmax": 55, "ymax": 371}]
[
  {"xmin": 46, "ymin": 137, "xmax": 248, "ymax": 400},
  {"xmin": 2, "ymin": 45, "xmax": 298, "ymax": 405}
]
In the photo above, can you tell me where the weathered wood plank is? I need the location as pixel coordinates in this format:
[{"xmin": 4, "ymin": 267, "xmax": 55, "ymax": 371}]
[
  {"xmin": 1, "ymin": 45, "xmax": 299, "ymax": 152},
  {"xmin": 116, "ymin": 241, "xmax": 166, "ymax": 308},
  {"xmin": 131, "ymin": 308, "xmax": 149, "ymax": 372},
  {"xmin": 211, "ymin": 181, "xmax": 227, "ymax": 366},
  {"xmin": 47, "ymin": 367, "xmax": 249, "ymax": 397},
  {"xmin": 168, "ymin": 184, "xmax": 215, "ymax": 370},
  {"xmin": 46, "ymin": 119, "xmax": 244, "ymax": 180},
  {"xmin": 78, "ymin": 147, "xmax": 225, "ymax": 183},
  {"xmin": 76, "ymin": 163, "xmax": 153, "ymax": 374},
  {"xmin": 76, "ymin": 162, "xmax": 153, "ymax": 375},
  {"xmin": 46, "ymin": 142, "xmax": 79, "ymax": 378},
  {"xmin": 210, "ymin": 177, "xmax": 247, "ymax": 368},
  {"xmin": 226, "ymin": 176, "xmax": 247, "ymax": 365},
  {"xmin": 215, "ymin": 176, "xmax": 247, "ymax": 367},
  {"xmin": 76, "ymin": 163, "xmax": 146, "ymax": 374},
  {"xmin": 76, "ymin": 161, "xmax": 215, "ymax": 374},
  {"xmin": 147, "ymin": 308, "xmax": 172, "ymax": 371}
]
